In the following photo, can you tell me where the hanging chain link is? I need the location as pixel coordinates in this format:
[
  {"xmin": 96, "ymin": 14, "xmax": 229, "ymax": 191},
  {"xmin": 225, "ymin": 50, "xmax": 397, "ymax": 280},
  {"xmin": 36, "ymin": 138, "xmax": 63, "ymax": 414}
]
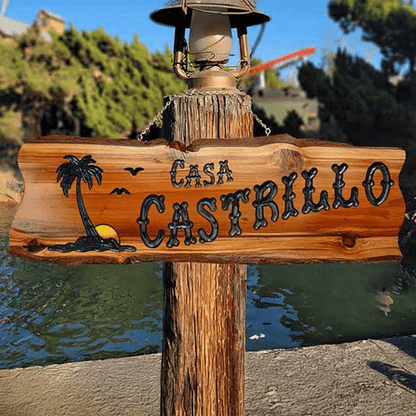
[
  {"xmin": 138, "ymin": 96, "xmax": 174, "ymax": 141},
  {"xmin": 252, "ymin": 111, "xmax": 272, "ymax": 136},
  {"xmin": 138, "ymin": 89, "xmax": 271, "ymax": 141}
]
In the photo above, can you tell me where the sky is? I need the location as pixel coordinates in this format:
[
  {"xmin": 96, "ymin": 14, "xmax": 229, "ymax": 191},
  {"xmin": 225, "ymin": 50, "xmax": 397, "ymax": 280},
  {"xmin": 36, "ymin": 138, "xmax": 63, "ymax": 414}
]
[{"xmin": 2, "ymin": 0, "xmax": 381, "ymax": 80}]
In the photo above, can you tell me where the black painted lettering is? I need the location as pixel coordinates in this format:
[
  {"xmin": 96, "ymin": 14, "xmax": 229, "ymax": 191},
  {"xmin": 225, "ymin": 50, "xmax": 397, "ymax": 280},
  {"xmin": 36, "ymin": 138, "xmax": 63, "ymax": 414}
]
[
  {"xmin": 137, "ymin": 194, "xmax": 165, "ymax": 248},
  {"xmin": 362, "ymin": 162, "xmax": 394, "ymax": 206},
  {"xmin": 252, "ymin": 181, "xmax": 279, "ymax": 230},
  {"xmin": 332, "ymin": 163, "xmax": 359, "ymax": 209},
  {"xmin": 203, "ymin": 163, "xmax": 215, "ymax": 187},
  {"xmin": 167, "ymin": 202, "xmax": 197, "ymax": 248},
  {"xmin": 170, "ymin": 160, "xmax": 185, "ymax": 188},
  {"xmin": 185, "ymin": 164, "xmax": 202, "ymax": 188},
  {"xmin": 282, "ymin": 172, "xmax": 299, "ymax": 220},
  {"xmin": 302, "ymin": 168, "xmax": 330, "ymax": 214},
  {"xmin": 197, "ymin": 198, "xmax": 218, "ymax": 243},
  {"xmin": 221, "ymin": 188, "xmax": 250, "ymax": 237},
  {"xmin": 217, "ymin": 160, "xmax": 233, "ymax": 185}
]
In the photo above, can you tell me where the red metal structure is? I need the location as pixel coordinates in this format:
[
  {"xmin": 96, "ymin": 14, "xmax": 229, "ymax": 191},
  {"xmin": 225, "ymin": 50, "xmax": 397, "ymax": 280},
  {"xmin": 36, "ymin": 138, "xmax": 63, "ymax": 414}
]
[{"xmin": 248, "ymin": 46, "xmax": 316, "ymax": 76}]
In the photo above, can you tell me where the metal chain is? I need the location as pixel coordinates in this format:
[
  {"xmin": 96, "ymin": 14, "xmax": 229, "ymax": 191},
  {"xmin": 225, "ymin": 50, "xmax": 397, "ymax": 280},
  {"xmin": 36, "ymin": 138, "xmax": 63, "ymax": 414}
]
[
  {"xmin": 138, "ymin": 89, "xmax": 271, "ymax": 140},
  {"xmin": 252, "ymin": 111, "xmax": 271, "ymax": 136},
  {"xmin": 138, "ymin": 97, "xmax": 174, "ymax": 141}
]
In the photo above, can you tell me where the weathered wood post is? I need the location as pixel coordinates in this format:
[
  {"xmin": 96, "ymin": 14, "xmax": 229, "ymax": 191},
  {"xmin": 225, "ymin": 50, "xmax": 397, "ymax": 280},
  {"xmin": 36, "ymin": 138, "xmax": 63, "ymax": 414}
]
[
  {"xmin": 161, "ymin": 92, "xmax": 252, "ymax": 415},
  {"xmin": 151, "ymin": 2, "xmax": 269, "ymax": 414}
]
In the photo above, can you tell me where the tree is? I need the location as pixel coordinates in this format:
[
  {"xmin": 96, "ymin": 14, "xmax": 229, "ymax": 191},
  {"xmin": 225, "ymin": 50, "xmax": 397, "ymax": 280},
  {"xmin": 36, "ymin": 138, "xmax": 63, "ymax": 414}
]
[
  {"xmin": 0, "ymin": 25, "xmax": 186, "ymax": 142},
  {"xmin": 328, "ymin": 0, "xmax": 416, "ymax": 79},
  {"xmin": 56, "ymin": 155, "xmax": 102, "ymax": 238},
  {"xmin": 283, "ymin": 110, "xmax": 304, "ymax": 138},
  {"xmin": 298, "ymin": 49, "xmax": 416, "ymax": 147}
]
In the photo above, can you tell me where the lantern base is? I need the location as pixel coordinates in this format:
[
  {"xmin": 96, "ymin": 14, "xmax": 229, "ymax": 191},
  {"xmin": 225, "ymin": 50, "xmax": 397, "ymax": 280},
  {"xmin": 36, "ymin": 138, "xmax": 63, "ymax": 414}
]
[{"xmin": 187, "ymin": 67, "xmax": 238, "ymax": 91}]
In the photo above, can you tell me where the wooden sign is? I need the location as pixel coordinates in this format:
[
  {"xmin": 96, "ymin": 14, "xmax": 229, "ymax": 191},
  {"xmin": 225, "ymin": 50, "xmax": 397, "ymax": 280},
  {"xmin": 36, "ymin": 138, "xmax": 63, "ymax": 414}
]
[{"xmin": 9, "ymin": 134, "xmax": 405, "ymax": 265}]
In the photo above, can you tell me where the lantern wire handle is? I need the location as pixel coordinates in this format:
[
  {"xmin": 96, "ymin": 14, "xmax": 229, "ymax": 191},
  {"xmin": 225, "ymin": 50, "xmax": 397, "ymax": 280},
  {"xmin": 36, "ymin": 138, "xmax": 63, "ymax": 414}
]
[
  {"xmin": 250, "ymin": 22, "xmax": 265, "ymax": 59},
  {"xmin": 180, "ymin": 0, "xmax": 187, "ymax": 13},
  {"xmin": 173, "ymin": 24, "xmax": 189, "ymax": 80}
]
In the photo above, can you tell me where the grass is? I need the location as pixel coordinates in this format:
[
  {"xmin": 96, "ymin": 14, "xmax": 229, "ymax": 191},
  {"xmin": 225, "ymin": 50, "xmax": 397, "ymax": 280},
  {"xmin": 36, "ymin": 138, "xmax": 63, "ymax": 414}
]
[{"xmin": 253, "ymin": 98, "xmax": 319, "ymax": 126}]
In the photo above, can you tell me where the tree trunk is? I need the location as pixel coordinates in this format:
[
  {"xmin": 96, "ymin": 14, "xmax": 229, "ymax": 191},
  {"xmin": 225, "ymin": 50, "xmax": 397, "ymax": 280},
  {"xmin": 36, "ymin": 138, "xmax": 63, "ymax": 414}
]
[
  {"xmin": 161, "ymin": 90, "xmax": 253, "ymax": 416},
  {"xmin": 76, "ymin": 177, "xmax": 98, "ymax": 238}
]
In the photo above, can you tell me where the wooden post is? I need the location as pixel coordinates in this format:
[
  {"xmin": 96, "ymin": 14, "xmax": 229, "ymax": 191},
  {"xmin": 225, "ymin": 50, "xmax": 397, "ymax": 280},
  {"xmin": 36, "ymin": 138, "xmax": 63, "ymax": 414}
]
[{"xmin": 161, "ymin": 90, "xmax": 253, "ymax": 415}]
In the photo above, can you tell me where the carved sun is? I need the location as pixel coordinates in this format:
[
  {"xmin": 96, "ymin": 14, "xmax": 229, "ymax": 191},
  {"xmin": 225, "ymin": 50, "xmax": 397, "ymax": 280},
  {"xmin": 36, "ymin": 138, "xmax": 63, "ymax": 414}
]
[{"xmin": 95, "ymin": 224, "xmax": 120, "ymax": 243}]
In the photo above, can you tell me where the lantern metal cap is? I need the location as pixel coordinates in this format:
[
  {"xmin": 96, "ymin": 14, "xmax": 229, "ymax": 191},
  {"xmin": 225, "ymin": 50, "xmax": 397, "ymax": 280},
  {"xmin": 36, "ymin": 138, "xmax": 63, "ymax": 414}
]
[{"xmin": 150, "ymin": 0, "xmax": 270, "ymax": 28}]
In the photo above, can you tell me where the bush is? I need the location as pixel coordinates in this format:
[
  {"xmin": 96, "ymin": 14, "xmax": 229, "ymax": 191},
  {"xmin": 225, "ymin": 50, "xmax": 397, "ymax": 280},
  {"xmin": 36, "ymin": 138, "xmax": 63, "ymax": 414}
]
[{"xmin": 0, "ymin": 26, "xmax": 186, "ymax": 141}]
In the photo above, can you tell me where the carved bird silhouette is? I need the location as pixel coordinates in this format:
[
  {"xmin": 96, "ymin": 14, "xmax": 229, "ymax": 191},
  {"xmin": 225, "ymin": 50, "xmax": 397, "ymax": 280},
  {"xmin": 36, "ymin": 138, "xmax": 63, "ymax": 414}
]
[
  {"xmin": 111, "ymin": 188, "xmax": 131, "ymax": 195},
  {"xmin": 124, "ymin": 167, "xmax": 144, "ymax": 176}
]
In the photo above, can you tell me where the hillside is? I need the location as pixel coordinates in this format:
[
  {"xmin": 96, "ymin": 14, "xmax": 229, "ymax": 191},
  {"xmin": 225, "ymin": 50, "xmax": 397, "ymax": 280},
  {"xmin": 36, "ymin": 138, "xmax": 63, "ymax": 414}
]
[{"xmin": 0, "ymin": 24, "xmax": 186, "ymax": 145}]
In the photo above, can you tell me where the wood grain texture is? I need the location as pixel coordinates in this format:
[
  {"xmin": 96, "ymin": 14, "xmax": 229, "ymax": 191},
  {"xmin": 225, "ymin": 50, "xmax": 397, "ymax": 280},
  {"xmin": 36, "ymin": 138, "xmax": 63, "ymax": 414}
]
[
  {"xmin": 161, "ymin": 91, "xmax": 251, "ymax": 416},
  {"xmin": 9, "ymin": 135, "xmax": 405, "ymax": 265},
  {"xmin": 162, "ymin": 92, "xmax": 253, "ymax": 145},
  {"xmin": 161, "ymin": 262, "xmax": 246, "ymax": 415}
]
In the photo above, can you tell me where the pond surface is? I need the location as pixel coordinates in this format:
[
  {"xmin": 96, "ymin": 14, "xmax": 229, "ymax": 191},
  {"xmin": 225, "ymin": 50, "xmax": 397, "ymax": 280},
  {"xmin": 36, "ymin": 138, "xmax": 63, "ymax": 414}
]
[{"xmin": 1, "ymin": 229, "xmax": 416, "ymax": 369}]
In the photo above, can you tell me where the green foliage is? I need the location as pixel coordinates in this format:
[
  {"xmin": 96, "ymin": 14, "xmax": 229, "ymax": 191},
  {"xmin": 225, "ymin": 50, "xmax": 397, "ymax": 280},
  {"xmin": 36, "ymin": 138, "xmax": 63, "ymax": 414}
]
[
  {"xmin": 283, "ymin": 110, "xmax": 304, "ymax": 138},
  {"xmin": 321, "ymin": 49, "xmax": 337, "ymax": 77},
  {"xmin": 298, "ymin": 50, "xmax": 416, "ymax": 147},
  {"xmin": 320, "ymin": 114, "xmax": 348, "ymax": 143},
  {"xmin": 264, "ymin": 69, "xmax": 288, "ymax": 88},
  {"xmin": 328, "ymin": 0, "xmax": 411, "ymax": 26},
  {"xmin": 252, "ymin": 105, "xmax": 305, "ymax": 138},
  {"xmin": 0, "ymin": 25, "xmax": 186, "ymax": 140},
  {"xmin": 244, "ymin": 57, "xmax": 290, "ymax": 92},
  {"xmin": 328, "ymin": 0, "xmax": 416, "ymax": 78}
]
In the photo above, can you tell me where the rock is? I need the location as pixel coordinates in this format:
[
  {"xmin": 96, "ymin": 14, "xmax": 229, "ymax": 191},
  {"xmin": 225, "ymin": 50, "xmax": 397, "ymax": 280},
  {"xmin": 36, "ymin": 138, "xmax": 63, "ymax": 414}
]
[{"xmin": 0, "ymin": 170, "xmax": 23, "ymax": 204}]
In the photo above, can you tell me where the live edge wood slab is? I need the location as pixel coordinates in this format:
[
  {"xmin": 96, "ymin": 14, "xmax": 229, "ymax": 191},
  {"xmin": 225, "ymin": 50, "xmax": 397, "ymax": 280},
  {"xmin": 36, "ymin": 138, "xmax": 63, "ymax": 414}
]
[{"xmin": 9, "ymin": 134, "xmax": 406, "ymax": 265}]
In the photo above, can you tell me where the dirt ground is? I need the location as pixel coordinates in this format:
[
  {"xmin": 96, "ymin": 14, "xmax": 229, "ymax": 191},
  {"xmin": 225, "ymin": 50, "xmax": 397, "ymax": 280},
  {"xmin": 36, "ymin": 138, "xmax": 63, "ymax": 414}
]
[
  {"xmin": 0, "ymin": 335, "xmax": 415, "ymax": 415},
  {"xmin": 244, "ymin": 336, "xmax": 416, "ymax": 416}
]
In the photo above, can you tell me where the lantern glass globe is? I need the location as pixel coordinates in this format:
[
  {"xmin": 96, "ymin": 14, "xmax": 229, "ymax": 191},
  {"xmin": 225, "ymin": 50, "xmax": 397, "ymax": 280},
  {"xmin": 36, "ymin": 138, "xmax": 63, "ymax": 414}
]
[{"xmin": 189, "ymin": 10, "xmax": 233, "ymax": 64}]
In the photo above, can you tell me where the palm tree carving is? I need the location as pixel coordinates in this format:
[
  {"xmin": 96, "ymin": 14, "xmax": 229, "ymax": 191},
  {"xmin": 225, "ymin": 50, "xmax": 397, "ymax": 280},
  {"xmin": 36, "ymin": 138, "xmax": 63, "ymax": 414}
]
[
  {"xmin": 49, "ymin": 154, "xmax": 135, "ymax": 253},
  {"xmin": 57, "ymin": 155, "xmax": 102, "ymax": 238}
]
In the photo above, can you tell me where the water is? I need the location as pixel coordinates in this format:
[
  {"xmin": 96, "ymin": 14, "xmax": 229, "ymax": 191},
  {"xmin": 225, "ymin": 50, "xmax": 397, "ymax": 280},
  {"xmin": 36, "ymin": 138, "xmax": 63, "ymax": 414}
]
[
  {"xmin": 246, "ymin": 262, "xmax": 416, "ymax": 350},
  {"xmin": 1, "ymin": 225, "xmax": 416, "ymax": 369},
  {"xmin": 0, "ymin": 236, "xmax": 162, "ymax": 368}
]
